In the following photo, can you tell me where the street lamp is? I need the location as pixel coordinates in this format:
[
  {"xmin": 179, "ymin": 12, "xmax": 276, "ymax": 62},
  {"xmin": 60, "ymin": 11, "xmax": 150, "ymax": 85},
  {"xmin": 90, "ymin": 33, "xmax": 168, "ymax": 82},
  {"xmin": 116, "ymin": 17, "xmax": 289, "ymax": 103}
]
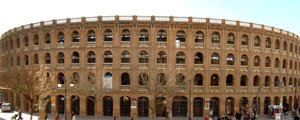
[{"xmin": 57, "ymin": 78, "xmax": 74, "ymax": 120}]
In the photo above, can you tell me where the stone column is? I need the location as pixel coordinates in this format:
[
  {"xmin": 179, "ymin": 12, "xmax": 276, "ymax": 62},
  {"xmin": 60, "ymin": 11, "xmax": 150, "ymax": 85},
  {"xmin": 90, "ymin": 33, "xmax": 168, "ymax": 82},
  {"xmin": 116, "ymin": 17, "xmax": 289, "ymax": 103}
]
[
  {"xmin": 113, "ymin": 96, "xmax": 120, "ymax": 118},
  {"xmin": 80, "ymin": 97, "xmax": 87, "ymax": 116}
]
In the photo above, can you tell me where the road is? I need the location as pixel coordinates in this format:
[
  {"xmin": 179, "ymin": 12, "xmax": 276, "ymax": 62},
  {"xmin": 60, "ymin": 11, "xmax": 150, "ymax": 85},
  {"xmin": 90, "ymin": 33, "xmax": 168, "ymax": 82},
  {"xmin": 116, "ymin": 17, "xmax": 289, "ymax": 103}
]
[{"xmin": 0, "ymin": 110, "xmax": 39, "ymax": 120}]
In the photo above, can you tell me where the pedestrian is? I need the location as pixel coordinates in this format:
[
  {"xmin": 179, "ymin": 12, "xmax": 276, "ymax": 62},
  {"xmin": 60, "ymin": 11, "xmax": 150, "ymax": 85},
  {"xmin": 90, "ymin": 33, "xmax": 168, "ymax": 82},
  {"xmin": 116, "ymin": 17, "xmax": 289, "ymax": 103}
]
[
  {"xmin": 44, "ymin": 112, "xmax": 48, "ymax": 120},
  {"xmin": 55, "ymin": 113, "xmax": 59, "ymax": 120},
  {"xmin": 17, "ymin": 110, "xmax": 23, "ymax": 120},
  {"xmin": 71, "ymin": 111, "xmax": 76, "ymax": 120}
]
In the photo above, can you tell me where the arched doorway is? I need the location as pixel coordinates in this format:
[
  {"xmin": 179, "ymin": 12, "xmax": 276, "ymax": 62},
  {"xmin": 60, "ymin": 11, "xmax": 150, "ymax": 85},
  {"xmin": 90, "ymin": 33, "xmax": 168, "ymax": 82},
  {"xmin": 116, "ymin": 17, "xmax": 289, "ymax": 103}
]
[
  {"xmin": 120, "ymin": 96, "xmax": 131, "ymax": 116},
  {"xmin": 138, "ymin": 97, "xmax": 149, "ymax": 117},
  {"xmin": 240, "ymin": 97, "xmax": 248, "ymax": 115},
  {"xmin": 282, "ymin": 96, "xmax": 289, "ymax": 113},
  {"xmin": 289, "ymin": 96, "xmax": 293, "ymax": 111},
  {"xmin": 264, "ymin": 97, "xmax": 271, "ymax": 114},
  {"xmin": 253, "ymin": 97, "xmax": 260, "ymax": 115},
  {"xmin": 274, "ymin": 96, "xmax": 280, "ymax": 105},
  {"xmin": 225, "ymin": 97, "xmax": 234, "ymax": 116},
  {"xmin": 71, "ymin": 96, "xmax": 80, "ymax": 115},
  {"xmin": 172, "ymin": 96, "xmax": 187, "ymax": 117},
  {"xmin": 56, "ymin": 95, "xmax": 65, "ymax": 114},
  {"xmin": 210, "ymin": 97, "xmax": 219, "ymax": 117},
  {"xmin": 46, "ymin": 96, "xmax": 51, "ymax": 113},
  {"xmin": 193, "ymin": 97, "xmax": 204, "ymax": 117},
  {"xmin": 103, "ymin": 96, "xmax": 113, "ymax": 116},
  {"xmin": 87, "ymin": 96, "xmax": 95, "ymax": 115},
  {"xmin": 155, "ymin": 97, "xmax": 166, "ymax": 117}
]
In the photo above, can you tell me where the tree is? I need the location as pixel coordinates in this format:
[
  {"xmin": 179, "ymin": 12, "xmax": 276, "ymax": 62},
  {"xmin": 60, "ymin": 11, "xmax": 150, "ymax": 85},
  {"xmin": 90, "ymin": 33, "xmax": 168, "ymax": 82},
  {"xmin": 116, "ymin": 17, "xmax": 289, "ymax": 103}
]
[
  {"xmin": 0, "ymin": 64, "xmax": 55, "ymax": 120},
  {"xmin": 70, "ymin": 71, "xmax": 111, "ymax": 119}
]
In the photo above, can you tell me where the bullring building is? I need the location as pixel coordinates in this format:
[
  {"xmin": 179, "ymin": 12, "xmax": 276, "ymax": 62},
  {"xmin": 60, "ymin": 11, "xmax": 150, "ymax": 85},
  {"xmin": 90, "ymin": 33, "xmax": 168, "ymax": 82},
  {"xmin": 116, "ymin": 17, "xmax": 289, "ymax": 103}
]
[{"xmin": 0, "ymin": 15, "xmax": 300, "ymax": 119}]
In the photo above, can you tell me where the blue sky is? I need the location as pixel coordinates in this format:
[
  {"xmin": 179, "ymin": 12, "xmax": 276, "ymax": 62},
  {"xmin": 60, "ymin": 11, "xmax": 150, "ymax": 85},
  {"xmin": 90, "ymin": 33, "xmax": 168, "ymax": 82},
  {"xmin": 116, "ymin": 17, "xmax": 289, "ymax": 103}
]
[{"xmin": 0, "ymin": 0, "xmax": 299, "ymax": 36}]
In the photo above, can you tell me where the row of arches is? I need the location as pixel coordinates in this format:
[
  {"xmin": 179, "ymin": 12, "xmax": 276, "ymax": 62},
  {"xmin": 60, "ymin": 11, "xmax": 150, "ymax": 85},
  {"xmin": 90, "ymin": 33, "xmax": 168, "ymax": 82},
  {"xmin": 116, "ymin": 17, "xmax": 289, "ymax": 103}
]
[
  {"xmin": 52, "ymin": 95, "xmax": 296, "ymax": 117},
  {"xmin": 56, "ymin": 72, "xmax": 300, "ymax": 88},
  {"xmin": 2, "ymin": 29, "xmax": 300, "ymax": 55},
  {"xmin": 7, "ymin": 51, "xmax": 300, "ymax": 71}
]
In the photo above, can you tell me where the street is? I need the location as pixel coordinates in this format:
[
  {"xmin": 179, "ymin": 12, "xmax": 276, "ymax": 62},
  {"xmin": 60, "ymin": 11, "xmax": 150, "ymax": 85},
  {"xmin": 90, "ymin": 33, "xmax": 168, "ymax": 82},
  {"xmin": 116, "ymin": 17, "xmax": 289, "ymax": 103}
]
[{"xmin": 0, "ymin": 110, "xmax": 38, "ymax": 120}]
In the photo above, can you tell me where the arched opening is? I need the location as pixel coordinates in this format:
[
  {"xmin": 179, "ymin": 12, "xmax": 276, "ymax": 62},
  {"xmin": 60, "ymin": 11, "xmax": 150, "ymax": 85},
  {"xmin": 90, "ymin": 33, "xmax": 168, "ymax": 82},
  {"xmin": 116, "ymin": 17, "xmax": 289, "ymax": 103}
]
[
  {"xmin": 193, "ymin": 97, "xmax": 204, "ymax": 117},
  {"xmin": 264, "ymin": 97, "xmax": 271, "ymax": 114},
  {"xmin": 138, "ymin": 97, "xmax": 149, "ymax": 117},
  {"xmin": 56, "ymin": 95, "xmax": 65, "ymax": 114},
  {"xmin": 210, "ymin": 97, "xmax": 220, "ymax": 117},
  {"xmin": 225, "ymin": 97, "xmax": 234, "ymax": 116},
  {"xmin": 87, "ymin": 96, "xmax": 95, "ymax": 115},
  {"xmin": 172, "ymin": 96, "xmax": 187, "ymax": 117},
  {"xmin": 103, "ymin": 96, "xmax": 113, "ymax": 116},
  {"xmin": 240, "ymin": 97, "xmax": 248, "ymax": 115},
  {"xmin": 71, "ymin": 96, "xmax": 80, "ymax": 115},
  {"xmin": 155, "ymin": 97, "xmax": 166, "ymax": 117},
  {"xmin": 120, "ymin": 96, "xmax": 131, "ymax": 116}
]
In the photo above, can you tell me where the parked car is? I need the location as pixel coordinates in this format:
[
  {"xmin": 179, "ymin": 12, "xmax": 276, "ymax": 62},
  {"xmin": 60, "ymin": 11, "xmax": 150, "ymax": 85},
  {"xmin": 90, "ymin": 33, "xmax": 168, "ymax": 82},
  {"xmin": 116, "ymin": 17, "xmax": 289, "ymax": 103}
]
[{"xmin": 1, "ymin": 102, "xmax": 12, "ymax": 112}]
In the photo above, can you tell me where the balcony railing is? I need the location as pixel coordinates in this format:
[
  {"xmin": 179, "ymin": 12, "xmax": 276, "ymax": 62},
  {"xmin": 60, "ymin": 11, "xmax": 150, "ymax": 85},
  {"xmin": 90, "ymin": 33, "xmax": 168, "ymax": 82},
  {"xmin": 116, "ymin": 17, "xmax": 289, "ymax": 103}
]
[
  {"xmin": 103, "ymin": 41, "xmax": 112, "ymax": 47},
  {"xmin": 86, "ymin": 63, "xmax": 96, "ymax": 68},
  {"xmin": 138, "ymin": 41, "xmax": 149, "ymax": 47},
  {"xmin": 71, "ymin": 63, "xmax": 80, "ymax": 68},
  {"xmin": 139, "ymin": 63, "xmax": 149, "ymax": 69},
  {"xmin": 194, "ymin": 43, "xmax": 204, "ymax": 48},
  {"xmin": 226, "ymin": 44, "xmax": 235, "ymax": 49},
  {"xmin": 240, "ymin": 87, "xmax": 248, "ymax": 92},
  {"xmin": 211, "ymin": 43, "xmax": 220, "ymax": 49},
  {"xmin": 254, "ymin": 47, "xmax": 261, "ymax": 52},
  {"xmin": 226, "ymin": 65, "xmax": 234, "ymax": 70},
  {"xmin": 283, "ymin": 51, "xmax": 287, "ymax": 56},
  {"xmin": 194, "ymin": 64, "xmax": 204, "ymax": 70},
  {"xmin": 103, "ymin": 63, "xmax": 113, "ymax": 68},
  {"xmin": 265, "ymin": 48, "xmax": 271, "ymax": 53},
  {"xmin": 241, "ymin": 45, "xmax": 249, "ymax": 51},
  {"xmin": 138, "ymin": 85, "xmax": 148, "ymax": 91},
  {"xmin": 71, "ymin": 42, "xmax": 80, "ymax": 48},
  {"xmin": 57, "ymin": 63, "xmax": 65, "ymax": 69},
  {"xmin": 157, "ymin": 63, "xmax": 167, "ymax": 69},
  {"xmin": 210, "ymin": 86, "xmax": 219, "ymax": 92},
  {"xmin": 120, "ymin": 85, "xmax": 130, "ymax": 91},
  {"xmin": 175, "ymin": 64, "xmax": 186, "ymax": 69},
  {"xmin": 121, "ymin": 41, "xmax": 131, "ymax": 47},
  {"xmin": 274, "ymin": 49, "xmax": 280, "ymax": 54},
  {"xmin": 211, "ymin": 64, "xmax": 220, "ymax": 70},
  {"xmin": 44, "ymin": 44, "xmax": 51, "ymax": 49},
  {"xmin": 120, "ymin": 63, "xmax": 130, "ymax": 69},
  {"xmin": 226, "ymin": 86, "xmax": 234, "ymax": 92},
  {"xmin": 176, "ymin": 42, "xmax": 186, "ymax": 48},
  {"xmin": 265, "ymin": 67, "xmax": 271, "ymax": 73},
  {"xmin": 24, "ymin": 46, "xmax": 29, "ymax": 51},
  {"xmin": 263, "ymin": 87, "xmax": 271, "ymax": 92},
  {"xmin": 33, "ymin": 45, "xmax": 39, "ymax": 50},
  {"xmin": 253, "ymin": 67, "xmax": 260, "ymax": 72},
  {"xmin": 193, "ymin": 86, "xmax": 203, "ymax": 92},
  {"xmin": 157, "ymin": 42, "xmax": 167, "ymax": 47},
  {"xmin": 87, "ymin": 42, "xmax": 96, "ymax": 47},
  {"xmin": 240, "ymin": 66, "xmax": 248, "ymax": 71},
  {"xmin": 57, "ymin": 43, "xmax": 64, "ymax": 48}
]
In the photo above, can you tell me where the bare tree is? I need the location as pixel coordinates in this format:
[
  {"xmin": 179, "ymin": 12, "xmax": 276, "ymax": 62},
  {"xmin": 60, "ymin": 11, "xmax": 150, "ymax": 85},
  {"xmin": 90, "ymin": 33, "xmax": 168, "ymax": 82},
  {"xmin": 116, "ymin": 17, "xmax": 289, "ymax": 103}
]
[
  {"xmin": 70, "ymin": 71, "xmax": 111, "ymax": 119},
  {"xmin": 0, "ymin": 64, "xmax": 56, "ymax": 120}
]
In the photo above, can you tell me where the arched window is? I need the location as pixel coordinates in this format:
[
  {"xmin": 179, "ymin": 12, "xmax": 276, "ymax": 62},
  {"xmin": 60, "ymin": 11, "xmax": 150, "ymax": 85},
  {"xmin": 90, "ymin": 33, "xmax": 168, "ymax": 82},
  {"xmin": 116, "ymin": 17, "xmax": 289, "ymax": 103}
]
[
  {"xmin": 290, "ymin": 60, "xmax": 293, "ymax": 69},
  {"xmin": 57, "ymin": 73, "xmax": 65, "ymax": 84},
  {"xmin": 175, "ymin": 73, "xmax": 185, "ymax": 86},
  {"xmin": 275, "ymin": 39, "xmax": 280, "ymax": 49},
  {"xmin": 103, "ymin": 72, "xmax": 113, "ymax": 89},
  {"xmin": 139, "ymin": 29, "xmax": 149, "ymax": 41},
  {"xmin": 241, "ymin": 55, "xmax": 248, "ymax": 66},
  {"xmin": 72, "ymin": 31, "xmax": 80, "ymax": 42},
  {"xmin": 139, "ymin": 51, "xmax": 149, "ymax": 63},
  {"xmin": 172, "ymin": 96, "xmax": 187, "ymax": 116},
  {"xmin": 194, "ymin": 74, "xmax": 203, "ymax": 86},
  {"xmin": 157, "ymin": 51, "xmax": 167, "ymax": 63},
  {"xmin": 139, "ymin": 73, "xmax": 149, "ymax": 85},
  {"xmin": 211, "ymin": 53, "xmax": 220, "ymax": 64},
  {"xmin": 57, "ymin": 52, "xmax": 64, "ymax": 63},
  {"xmin": 87, "ymin": 30, "xmax": 96, "ymax": 42},
  {"xmin": 72, "ymin": 52, "xmax": 80, "ymax": 63},
  {"xmin": 121, "ymin": 29, "xmax": 130, "ymax": 41},
  {"xmin": 104, "ymin": 29, "xmax": 113, "ymax": 41},
  {"xmin": 274, "ymin": 76, "xmax": 280, "ymax": 87},
  {"xmin": 212, "ymin": 32, "xmax": 220, "ymax": 43},
  {"xmin": 254, "ymin": 56, "xmax": 260, "ymax": 66},
  {"xmin": 226, "ymin": 54, "xmax": 234, "ymax": 65},
  {"xmin": 241, "ymin": 34, "xmax": 249, "ymax": 45},
  {"xmin": 226, "ymin": 74, "xmax": 234, "ymax": 86},
  {"xmin": 24, "ymin": 36, "xmax": 29, "ymax": 46},
  {"xmin": 254, "ymin": 36, "xmax": 260, "ymax": 47},
  {"xmin": 57, "ymin": 32, "xmax": 65, "ymax": 43},
  {"xmin": 16, "ymin": 56, "xmax": 20, "ymax": 66},
  {"xmin": 121, "ymin": 51, "xmax": 130, "ymax": 63},
  {"xmin": 87, "ymin": 51, "xmax": 96, "ymax": 63},
  {"xmin": 33, "ymin": 34, "xmax": 39, "ymax": 45},
  {"xmin": 16, "ymin": 37, "xmax": 20, "ymax": 48},
  {"xmin": 265, "ymin": 37, "xmax": 271, "ymax": 48},
  {"xmin": 227, "ymin": 33, "xmax": 235, "ymax": 44},
  {"xmin": 157, "ymin": 73, "xmax": 166, "ymax": 85},
  {"xmin": 240, "ymin": 75, "xmax": 248, "ymax": 86},
  {"xmin": 34, "ymin": 53, "xmax": 39, "ymax": 64},
  {"xmin": 121, "ymin": 73, "xmax": 130, "ymax": 85},
  {"xmin": 71, "ymin": 72, "xmax": 80, "ymax": 84},
  {"xmin": 194, "ymin": 52, "xmax": 203, "ymax": 64},
  {"xmin": 290, "ymin": 43, "xmax": 294, "ymax": 52},
  {"xmin": 87, "ymin": 72, "xmax": 96, "ymax": 83},
  {"xmin": 283, "ymin": 41, "xmax": 287, "ymax": 51},
  {"xmin": 138, "ymin": 97, "xmax": 149, "ymax": 117},
  {"xmin": 176, "ymin": 30, "xmax": 186, "ymax": 42},
  {"xmin": 265, "ymin": 76, "xmax": 271, "ymax": 86},
  {"xmin": 283, "ymin": 59, "xmax": 287, "ymax": 69},
  {"xmin": 265, "ymin": 57, "xmax": 271, "ymax": 67},
  {"xmin": 282, "ymin": 77, "xmax": 287, "ymax": 87},
  {"xmin": 157, "ymin": 30, "xmax": 167, "ymax": 42},
  {"xmin": 45, "ymin": 53, "xmax": 51, "ymax": 64},
  {"xmin": 45, "ymin": 33, "xmax": 51, "ymax": 44},
  {"xmin": 275, "ymin": 58, "xmax": 280, "ymax": 68},
  {"xmin": 24, "ymin": 55, "xmax": 29, "ymax": 65},
  {"xmin": 176, "ymin": 52, "xmax": 185, "ymax": 64},
  {"xmin": 211, "ymin": 74, "xmax": 219, "ymax": 86},
  {"xmin": 253, "ymin": 76, "xmax": 260, "ymax": 86},
  {"xmin": 194, "ymin": 31, "xmax": 204, "ymax": 43},
  {"xmin": 104, "ymin": 51, "xmax": 113, "ymax": 63}
]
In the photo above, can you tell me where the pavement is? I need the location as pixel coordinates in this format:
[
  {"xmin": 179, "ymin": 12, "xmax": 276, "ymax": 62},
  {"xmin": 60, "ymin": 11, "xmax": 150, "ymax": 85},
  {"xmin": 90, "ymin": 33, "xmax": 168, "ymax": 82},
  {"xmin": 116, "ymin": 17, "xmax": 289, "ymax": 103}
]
[{"xmin": 0, "ymin": 111, "xmax": 296, "ymax": 120}]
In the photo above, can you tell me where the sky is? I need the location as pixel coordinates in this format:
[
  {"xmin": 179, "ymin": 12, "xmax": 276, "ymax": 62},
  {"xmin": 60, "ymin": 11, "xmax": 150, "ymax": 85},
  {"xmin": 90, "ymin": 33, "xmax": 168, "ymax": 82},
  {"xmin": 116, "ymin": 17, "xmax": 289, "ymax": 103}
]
[{"xmin": 0, "ymin": 0, "xmax": 300, "ymax": 36}]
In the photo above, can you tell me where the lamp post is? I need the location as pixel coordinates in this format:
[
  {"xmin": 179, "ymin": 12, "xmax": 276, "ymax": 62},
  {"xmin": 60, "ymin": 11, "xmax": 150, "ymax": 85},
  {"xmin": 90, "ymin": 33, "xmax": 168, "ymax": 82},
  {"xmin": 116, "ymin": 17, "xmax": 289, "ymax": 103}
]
[{"xmin": 58, "ymin": 78, "xmax": 74, "ymax": 120}]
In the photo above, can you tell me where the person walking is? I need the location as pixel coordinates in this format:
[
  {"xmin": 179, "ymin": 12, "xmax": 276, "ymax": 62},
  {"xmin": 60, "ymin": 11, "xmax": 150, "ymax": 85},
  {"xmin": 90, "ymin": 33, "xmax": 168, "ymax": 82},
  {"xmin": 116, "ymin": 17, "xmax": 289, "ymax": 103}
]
[
  {"xmin": 55, "ymin": 113, "xmax": 59, "ymax": 120},
  {"xmin": 71, "ymin": 111, "xmax": 76, "ymax": 120}
]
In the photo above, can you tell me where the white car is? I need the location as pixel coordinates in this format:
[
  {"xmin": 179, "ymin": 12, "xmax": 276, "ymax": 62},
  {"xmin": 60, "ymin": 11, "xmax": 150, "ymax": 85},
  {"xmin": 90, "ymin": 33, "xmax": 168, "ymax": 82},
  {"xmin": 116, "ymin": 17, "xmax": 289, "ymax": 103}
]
[{"xmin": 1, "ymin": 103, "xmax": 12, "ymax": 112}]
